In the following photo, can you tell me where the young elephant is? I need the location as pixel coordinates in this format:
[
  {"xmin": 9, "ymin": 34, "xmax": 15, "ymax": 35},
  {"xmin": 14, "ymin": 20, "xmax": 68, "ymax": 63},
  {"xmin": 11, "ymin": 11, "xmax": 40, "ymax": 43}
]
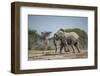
[
  {"xmin": 53, "ymin": 29, "xmax": 80, "ymax": 54},
  {"xmin": 53, "ymin": 29, "xmax": 69, "ymax": 54}
]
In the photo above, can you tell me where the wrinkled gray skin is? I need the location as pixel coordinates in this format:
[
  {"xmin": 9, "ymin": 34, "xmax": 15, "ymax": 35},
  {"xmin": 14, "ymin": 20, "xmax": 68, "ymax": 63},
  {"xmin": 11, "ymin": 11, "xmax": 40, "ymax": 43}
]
[
  {"xmin": 53, "ymin": 33, "xmax": 69, "ymax": 54},
  {"xmin": 53, "ymin": 31, "xmax": 80, "ymax": 54}
]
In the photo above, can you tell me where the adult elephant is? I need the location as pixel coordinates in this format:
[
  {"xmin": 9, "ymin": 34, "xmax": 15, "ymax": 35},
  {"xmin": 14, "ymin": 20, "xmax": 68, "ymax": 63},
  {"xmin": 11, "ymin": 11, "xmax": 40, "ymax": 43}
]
[{"xmin": 53, "ymin": 29, "xmax": 80, "ymax": 54}]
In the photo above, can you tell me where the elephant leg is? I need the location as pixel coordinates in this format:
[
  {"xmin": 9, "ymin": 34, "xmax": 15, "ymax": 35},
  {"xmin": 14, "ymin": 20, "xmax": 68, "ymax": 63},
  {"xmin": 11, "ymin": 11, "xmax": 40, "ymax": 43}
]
[
  {"xmin": 64, "ymin": 45, "xmax": 67, "ymax": 52},
  {"xmin": 74, "ymin": 42, "xmax": 80, "ymax": 53},
  {"xmin": 64, "ymin": 44, "xmax": 70, "ymax": 52},
  {"xmin": 71, "ymin": 45, "xmax": 75, "ymax": 53},
  {"xmin": 53, "ymin": 39, "xmax": 58, "ymax": 54},
  {"xmin": 60, "ymin": 44, "xmax": 64, "ymax": 54},
  {"xmin": 67, "ymin": 45, "xmax": 70, "ymax": 52},
  {"xmin": 55, "ymin": 45, "xmax": 57, "ymax": 53}
]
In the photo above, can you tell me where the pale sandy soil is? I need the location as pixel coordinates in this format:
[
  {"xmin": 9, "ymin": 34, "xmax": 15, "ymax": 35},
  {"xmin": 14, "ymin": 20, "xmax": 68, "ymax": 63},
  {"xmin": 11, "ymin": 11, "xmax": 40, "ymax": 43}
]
[{"xmin": 28, "ymin": 49, "xmax": 88, "ymax": 60}]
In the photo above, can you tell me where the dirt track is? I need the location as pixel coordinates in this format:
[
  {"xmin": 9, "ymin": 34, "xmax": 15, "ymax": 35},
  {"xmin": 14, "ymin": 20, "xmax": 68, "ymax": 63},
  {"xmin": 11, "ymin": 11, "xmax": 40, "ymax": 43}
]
[{"xmin": 28, "ymin": 49, "xmax": 88, "ymax": 60}]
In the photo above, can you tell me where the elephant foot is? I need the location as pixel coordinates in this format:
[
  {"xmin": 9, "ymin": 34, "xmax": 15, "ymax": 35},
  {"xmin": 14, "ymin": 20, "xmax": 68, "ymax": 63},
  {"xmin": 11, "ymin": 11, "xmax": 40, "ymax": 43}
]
[
  {"xmin": 67, "ymin": 50, "xmax": 70, "ymax": 52},
  {"xmin": 78, "ymin": 51, "xmax": 80, "ymax": 53},
  {"xmin": 73, "ymin": 51, "xmax": 75, "ymax": 53},
  {"xmin": 65, "ymin": 49, "xmax": 70, "ymax": 52},
  {"xmin": 59, "ymin": 52, "xmax": 63, "ymax": 54},
  {"xmin": 64, "ymin": 49, "xmax": 69, "ymax": 52},
  {"xmin": 65, "ymin": 51, "xmax": 69, "ymax": 52}
]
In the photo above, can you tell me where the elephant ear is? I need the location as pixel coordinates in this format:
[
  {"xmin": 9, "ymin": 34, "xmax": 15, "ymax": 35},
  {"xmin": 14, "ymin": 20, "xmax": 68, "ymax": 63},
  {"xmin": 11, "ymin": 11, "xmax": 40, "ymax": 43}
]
[{"xmin": 54, "ymin": 34, "xmax": 59, "ymax": 40}]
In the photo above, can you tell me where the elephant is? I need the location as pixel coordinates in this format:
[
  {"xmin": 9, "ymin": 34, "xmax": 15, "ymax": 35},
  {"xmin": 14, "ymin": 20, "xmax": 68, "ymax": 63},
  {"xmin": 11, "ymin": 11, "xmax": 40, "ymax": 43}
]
[
  {"xmin": 40, "ymin": 32, "xmax": 51, "ymax": 52},
  {"xmin": 53, "ymin": 29, "xmax": 80, "ymax": 54}
]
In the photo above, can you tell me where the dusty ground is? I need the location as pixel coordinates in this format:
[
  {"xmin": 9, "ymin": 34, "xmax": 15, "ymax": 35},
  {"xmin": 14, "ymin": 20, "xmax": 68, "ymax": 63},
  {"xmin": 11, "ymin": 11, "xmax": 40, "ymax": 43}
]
[{"xmin": 28, "ymin": 49, "xmax": 88, "ymax": 61}]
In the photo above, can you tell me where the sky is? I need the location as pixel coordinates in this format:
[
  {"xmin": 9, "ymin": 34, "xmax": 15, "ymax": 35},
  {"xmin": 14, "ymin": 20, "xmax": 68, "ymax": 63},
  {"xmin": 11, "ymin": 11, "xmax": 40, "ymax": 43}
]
[{"xmin": 28, "ymin": 15, "xmax": 88, "ymax": 37}]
